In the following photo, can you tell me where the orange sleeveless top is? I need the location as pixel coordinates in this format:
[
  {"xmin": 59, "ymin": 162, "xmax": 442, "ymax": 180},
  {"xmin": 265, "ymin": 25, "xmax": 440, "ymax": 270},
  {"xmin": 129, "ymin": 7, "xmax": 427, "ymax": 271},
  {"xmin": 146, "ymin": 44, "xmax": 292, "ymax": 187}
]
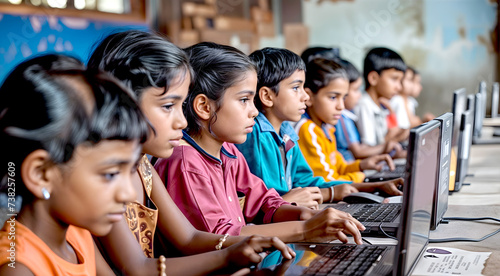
[
  {"xmin": 0, "ymin": 221, "xmax": 96, "ymax": 275},
  {"xmin": 124, "ymin": 154, "xmax": 159, "ymax": 258}
]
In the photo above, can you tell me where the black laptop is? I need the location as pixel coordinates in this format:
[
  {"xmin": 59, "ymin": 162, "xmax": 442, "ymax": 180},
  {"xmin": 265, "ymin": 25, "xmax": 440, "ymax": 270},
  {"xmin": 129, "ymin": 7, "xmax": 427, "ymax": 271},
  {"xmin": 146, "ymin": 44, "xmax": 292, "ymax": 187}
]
[
  {"xmin": 430, "ymin": 113, "xmax": 452, "ymax": 230},
  {"xmin": 256, "ymin": 121, "xmax": 440, "ymax": 276},
  {"xmin": 324, "ymin": 121, "xmax": 441, "ymax": 238}
]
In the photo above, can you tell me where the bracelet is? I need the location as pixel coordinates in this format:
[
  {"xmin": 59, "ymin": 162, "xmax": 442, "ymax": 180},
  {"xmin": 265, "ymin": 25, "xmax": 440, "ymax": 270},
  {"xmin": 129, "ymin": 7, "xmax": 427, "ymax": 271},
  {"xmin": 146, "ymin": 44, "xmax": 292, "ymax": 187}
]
[
  {"xmin": 216, "ymin": 233, "xmax": 229, "ymax": 250},
  {"xmin": 329, "ymin": 186, "xmax": 334, "ymax": 203},
  {"xmin": 158, "ymin": 255, "xmax": 166, "ymax": 276}
]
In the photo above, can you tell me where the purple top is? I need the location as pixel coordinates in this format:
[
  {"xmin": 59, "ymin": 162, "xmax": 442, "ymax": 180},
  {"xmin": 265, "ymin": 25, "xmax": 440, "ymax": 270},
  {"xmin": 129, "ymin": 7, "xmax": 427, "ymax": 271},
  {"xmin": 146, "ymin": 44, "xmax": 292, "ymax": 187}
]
[{"xmin": 154, "ymin": 131, "xmax": 290, "ymax": 235}]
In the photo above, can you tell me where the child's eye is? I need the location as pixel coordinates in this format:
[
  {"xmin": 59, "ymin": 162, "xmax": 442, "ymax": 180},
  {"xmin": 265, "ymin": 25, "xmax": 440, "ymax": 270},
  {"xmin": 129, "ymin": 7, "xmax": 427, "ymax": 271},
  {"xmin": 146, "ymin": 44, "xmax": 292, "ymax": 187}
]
[
  {"xmin": 292, "ymin": 86, "xmax": 300, "ymax": 91},
  {"xmin": 162, "ymin": 103, "xmax": 174, "ymax": 111},
  {"xmin": 102, "ymin": 172, "xmax": 119, "ymax": 181},
  {"xmin": 240, "ymin": 98, "xmax": 249, "ymax": 103}
]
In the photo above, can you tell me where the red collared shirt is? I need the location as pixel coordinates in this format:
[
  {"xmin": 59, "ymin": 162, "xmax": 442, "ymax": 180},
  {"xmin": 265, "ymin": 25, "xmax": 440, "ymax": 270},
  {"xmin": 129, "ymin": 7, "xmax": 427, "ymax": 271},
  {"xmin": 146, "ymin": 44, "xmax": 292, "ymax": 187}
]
[{"xmin": 154, "ymin": 134, "xmax": 289, "ymax": 235}]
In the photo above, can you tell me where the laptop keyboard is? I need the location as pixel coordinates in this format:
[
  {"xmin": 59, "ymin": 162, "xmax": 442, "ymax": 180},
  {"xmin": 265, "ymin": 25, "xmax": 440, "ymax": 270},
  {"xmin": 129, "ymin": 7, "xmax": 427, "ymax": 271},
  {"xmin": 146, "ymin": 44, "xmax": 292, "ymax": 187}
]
[
  {"xmin": 333, "ymin": 203, "xmax": 401, "ymax": 223},
  {"xmin": 302, "ymin": 245, "xmax": 388, "ymax": 276}
]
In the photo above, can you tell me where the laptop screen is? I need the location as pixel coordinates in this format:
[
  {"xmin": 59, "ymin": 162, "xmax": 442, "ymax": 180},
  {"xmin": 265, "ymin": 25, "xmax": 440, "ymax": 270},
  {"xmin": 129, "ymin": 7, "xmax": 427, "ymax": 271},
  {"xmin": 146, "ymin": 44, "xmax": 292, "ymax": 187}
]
[
  {"xmin": 431, "ymin": 113, "xmax": 452, "ymax": 230},
  {"xmin": 397, "ymin": 120, "xmax": 440, "ymax": 276},
  {"xmin": 456, "ymin": 109, "xmax": 473, "ymax": 186}
]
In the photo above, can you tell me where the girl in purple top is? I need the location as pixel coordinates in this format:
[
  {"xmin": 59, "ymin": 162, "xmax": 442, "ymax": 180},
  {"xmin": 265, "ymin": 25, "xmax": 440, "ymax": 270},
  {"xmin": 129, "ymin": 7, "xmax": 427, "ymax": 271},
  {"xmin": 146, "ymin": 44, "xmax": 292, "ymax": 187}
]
[{"xmin": 155, "ymin": 42, "xmax": 364, "ymax": 244}]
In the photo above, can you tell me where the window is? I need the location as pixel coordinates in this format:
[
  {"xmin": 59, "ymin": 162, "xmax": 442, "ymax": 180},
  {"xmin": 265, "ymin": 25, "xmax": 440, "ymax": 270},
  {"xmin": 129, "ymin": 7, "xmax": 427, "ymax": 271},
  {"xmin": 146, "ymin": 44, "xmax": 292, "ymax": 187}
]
[{"xmin": 0, "ymin": 0, "xmax": 146, "ymax": 22}]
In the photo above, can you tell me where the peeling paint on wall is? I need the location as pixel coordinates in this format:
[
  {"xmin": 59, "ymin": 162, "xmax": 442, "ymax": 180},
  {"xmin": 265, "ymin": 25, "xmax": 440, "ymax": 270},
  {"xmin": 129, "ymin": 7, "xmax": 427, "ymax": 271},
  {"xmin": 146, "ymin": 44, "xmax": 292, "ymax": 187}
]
[{"xmin": 303, "ymin": 0, "xmax": 497, "ymax": 117}]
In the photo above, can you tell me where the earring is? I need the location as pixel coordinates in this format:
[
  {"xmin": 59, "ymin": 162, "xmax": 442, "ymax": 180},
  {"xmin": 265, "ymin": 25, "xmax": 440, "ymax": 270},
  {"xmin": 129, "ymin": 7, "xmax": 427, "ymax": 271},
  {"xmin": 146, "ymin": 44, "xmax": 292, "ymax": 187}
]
[{"xmin": 41, "ymin": 187, "xmax": 50, "ymax": 200}]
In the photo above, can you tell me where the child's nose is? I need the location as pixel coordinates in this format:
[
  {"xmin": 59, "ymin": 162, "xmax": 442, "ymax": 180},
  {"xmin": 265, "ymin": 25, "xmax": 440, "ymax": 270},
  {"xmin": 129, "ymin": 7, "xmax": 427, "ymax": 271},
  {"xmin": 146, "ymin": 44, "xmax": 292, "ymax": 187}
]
[
  {"xmin": 176, "ymin": 110, "xmax": 188, "ymax": 130},
  {"xmin": 338, "ymin": 98, "xmax": 345, "ymax": 110},
  {"xmin": 301, "ymin": 88, "xmax": 310, "ymax": 101},
  {"xmin": 249, "ymin": 102, "xmax": 259, "ymax": 118},
  {"xmin": 117, "ymin": 174, "xmax": 136, "ymax": 204}
]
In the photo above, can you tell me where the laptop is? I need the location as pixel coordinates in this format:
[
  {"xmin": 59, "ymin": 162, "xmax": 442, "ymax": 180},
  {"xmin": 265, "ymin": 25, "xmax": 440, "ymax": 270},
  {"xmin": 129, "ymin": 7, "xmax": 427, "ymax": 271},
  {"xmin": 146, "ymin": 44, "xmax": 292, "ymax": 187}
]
[
  {"xmin": 257, "ymin": 121, "xmax": 440, "ymax": 276},
  {"xmin": 430, "ymin": 113, "xmax": 452, "ymax": 230},
  {"xmin": 491, "ymin": 82, "xmax": 499, "ymax": 118},
  {"xmin": 472, "ymin": 81, "xmax": 500, "ymax": 144},
  {"xmin": 325, "ymin": 121, "xmax": 441, "ymax": 237},
  {"xmin": 448, "ymin": 88, "xmax": 467, "ymax": 192},
  {"xmin": 452, "ymin": 108, "xmax": 474, "ymax": 192}
]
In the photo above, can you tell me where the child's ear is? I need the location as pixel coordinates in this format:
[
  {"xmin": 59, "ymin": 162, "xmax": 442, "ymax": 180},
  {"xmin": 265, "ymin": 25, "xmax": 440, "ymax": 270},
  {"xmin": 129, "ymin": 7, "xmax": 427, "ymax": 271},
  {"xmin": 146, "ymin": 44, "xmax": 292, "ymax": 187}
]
[
  {"xmin": 305, "ymin": 87, "xmax": 314, "ymax": 107},
  {"xmin": 259, "ymin": 87, "xmax": 274, "ymax": 108},
  {"xmin": 21, "ymin": 149, "xmax": 59, "ymax": 200},
  {"xmin": 192, "ymin": 94, "xmax": 212, "ymax": 120},
  {"xmin": 367, "ymin": 71, "xmax": 379, "ymax": 87}
]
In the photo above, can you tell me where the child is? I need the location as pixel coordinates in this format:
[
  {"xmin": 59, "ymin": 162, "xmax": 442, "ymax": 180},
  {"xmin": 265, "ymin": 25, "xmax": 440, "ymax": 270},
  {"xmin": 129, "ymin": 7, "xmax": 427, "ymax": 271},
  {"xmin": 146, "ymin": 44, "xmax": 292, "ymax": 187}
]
[
  {"xmin": 0, "ymin": 54, "xmax": 147, "ymax": 275},
  {"xmin": 300, "ymin": 46, "xmax": 340, "ymax": 64},
  {"xmin": 236, "ymin": 48, "xmax": 402, "ymax": 206},
  {"xmin": 155, "ymin": 42, "xmax": 365, "ymax": 244},
  {"xmin": 236, "ymin": 48, "xmax": 359, "ymax": 210},
  {"xmin": 333, "ymin": 58, "xmax": 403, "ymax": 162},
  {"xmin": 296, "ymin": 57, "xmax": 402, "ymax": 185},
  {"xmin": 389, "ymin": 67, "xmax": 412, "ymax": 131},
  {"xmin": 88, "ymin": 30, "xmax": 294, "ymax": 275},
  {"xmin": 354, "ymin": 47, "xmax": 409, "ymax": 147},
  {"xmin": 408, "ymin": 67, "xmax": 435, "ymax": 125}
]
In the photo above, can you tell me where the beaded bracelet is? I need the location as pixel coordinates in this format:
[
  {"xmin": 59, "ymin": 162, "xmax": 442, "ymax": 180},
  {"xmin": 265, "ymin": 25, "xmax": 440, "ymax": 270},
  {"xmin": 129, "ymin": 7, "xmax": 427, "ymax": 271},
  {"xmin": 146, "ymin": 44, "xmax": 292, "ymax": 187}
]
[
  {"xmin": 158, "ymin": 255, "xmax": 166, "ymax": 276},
  {"xmin": 216, "ymin": 233, "xmax": 229, "ymax": 250},
  {"xmin": 329, "ymin": 186, "xmax": 334, "ymax": 203}
]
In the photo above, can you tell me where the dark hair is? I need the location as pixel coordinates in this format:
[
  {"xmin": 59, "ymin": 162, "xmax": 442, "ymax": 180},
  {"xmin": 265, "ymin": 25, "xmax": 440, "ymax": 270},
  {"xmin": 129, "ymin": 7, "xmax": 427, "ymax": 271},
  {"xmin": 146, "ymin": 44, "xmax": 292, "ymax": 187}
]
[
  {"xmin": 333, "ymin": 58, "xmax": 361, "ymax": 84},
  {"xmin": 305, "ymin": 58, "xmax": 348, "ymax": 94},
  {"xmin": 407, "ymin": 66, "xmax": 419, "ymax": 76},
  {"xmin": 249, "ymin": 47, "xmax": 306, "ymax": 111},
  {"xmin": 363, "ymin": 47, "xmax": 406, "ymax": 89},
  {"xmin": 0, "ymin": 54, "xmax": 149, "ymax": 204},
  {"xmin": 300, "ymin": 47, "xmax": 340, "ymax": 64},
  {"xmin": 87, "ymin": 30, "xmax": 192, "ymax": 101},
  {"xmin": 183, "ymin": 42, "xmax": 257, "ymax": 136}
]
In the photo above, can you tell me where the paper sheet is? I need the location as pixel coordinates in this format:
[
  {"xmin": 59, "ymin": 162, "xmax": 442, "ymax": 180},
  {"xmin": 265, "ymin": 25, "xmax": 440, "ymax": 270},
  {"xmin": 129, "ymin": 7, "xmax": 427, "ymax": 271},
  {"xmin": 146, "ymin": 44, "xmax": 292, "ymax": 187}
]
[{"xmin": 412, "ymin": 247, "xmax": 491, "ymax": 275}]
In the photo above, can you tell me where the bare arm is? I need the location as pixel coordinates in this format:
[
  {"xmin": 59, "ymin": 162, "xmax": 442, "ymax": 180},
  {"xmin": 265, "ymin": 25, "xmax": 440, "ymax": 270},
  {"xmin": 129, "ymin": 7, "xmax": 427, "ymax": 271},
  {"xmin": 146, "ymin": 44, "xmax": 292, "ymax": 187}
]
[
  {"xmin": 94, "ymin": 240, "xmax": 118, "ymax": 276},
  {"xmin": 240, "ymin": 206, "xmax": 365, "ymax": 244},
  {"xmin": 281, "ymin": 187, "xmax": 323, "ymax": 209},
  {"xmin": 351, "ymin": 177, "xmax": 404, "ymax": 196},
  {"xmin": 95, "ymin": 170, "xmax": 244, "ymax": 276},
  {"xmin": 0, "ymin": 263, "xmax": 34, "ymax": 276},
  {"xmin": 349, "ymin": 142, "xmax": 386, "ymax": 159}
]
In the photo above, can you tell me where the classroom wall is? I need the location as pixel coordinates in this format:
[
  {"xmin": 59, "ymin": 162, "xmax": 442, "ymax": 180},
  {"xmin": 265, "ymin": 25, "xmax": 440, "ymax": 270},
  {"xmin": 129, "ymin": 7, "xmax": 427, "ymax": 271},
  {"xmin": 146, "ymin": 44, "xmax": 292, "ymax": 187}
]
[
  {"xmin": 301, "ymin": 0, "xmax": 497, "ymax": 117},
  {"xmin": 0, "ymin": 13, "xmax": 148, "ymax": 83}
]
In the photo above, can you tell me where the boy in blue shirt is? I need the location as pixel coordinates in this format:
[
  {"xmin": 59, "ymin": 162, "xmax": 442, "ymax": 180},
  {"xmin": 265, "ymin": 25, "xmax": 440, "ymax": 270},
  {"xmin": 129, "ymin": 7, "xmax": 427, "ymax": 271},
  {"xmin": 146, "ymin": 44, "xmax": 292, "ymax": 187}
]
[{"xmin": 236, "ymin": 48, "xmax": 403, "ymax": 209}]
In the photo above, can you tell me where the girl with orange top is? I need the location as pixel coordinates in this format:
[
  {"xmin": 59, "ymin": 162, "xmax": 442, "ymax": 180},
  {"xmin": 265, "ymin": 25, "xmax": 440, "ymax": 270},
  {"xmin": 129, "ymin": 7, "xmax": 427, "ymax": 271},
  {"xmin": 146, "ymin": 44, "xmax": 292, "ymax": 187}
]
[{"xmin": 0, "ymin": 54, "xmax": 148, "ymax": 275}]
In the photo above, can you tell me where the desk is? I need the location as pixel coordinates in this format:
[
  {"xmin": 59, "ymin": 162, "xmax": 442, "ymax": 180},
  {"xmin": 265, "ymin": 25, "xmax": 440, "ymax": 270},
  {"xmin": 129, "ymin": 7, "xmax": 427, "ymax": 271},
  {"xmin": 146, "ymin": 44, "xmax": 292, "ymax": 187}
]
[
  {"xmin": 430, "ymin": 205, "xmax": 500, "ymax": 276},
  {"xmin": 448, "ymin": 144, "xmax": 500, "ymax": 206},
  {"xmin": 439, "ymin": 144, "xmax": 500, "ymax": 275}
]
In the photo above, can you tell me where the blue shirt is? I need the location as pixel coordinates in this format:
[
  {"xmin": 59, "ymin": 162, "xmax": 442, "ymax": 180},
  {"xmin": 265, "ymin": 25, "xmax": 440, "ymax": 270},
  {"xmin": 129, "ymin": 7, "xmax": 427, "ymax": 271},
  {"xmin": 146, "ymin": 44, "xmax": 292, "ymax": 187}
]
[
  {"xmin": 334, "ymin": 110, "xmax": 360, "ymax": 162},
  {"xmin": 235, "ymin": 113, "xmax": 351, "ymax": 196}
]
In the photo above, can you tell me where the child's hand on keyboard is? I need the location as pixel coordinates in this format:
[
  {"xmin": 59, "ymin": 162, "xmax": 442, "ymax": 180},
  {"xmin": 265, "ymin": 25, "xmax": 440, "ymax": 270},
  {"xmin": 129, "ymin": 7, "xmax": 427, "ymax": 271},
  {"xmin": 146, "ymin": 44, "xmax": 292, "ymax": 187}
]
[
  {"xmin": 359, "ymin": 153, "xmax": 395, "ymax": 171},
  {"xmin": 226, "ymin": 236, "xmax": 296, "ymax": 269},
  {"xmin": 302, "ymin": 208, "xmax": 365, "ymax": 244},
  {"xmin": 373, "ymin": 178, "xmax": 404, "ymax": 196}
]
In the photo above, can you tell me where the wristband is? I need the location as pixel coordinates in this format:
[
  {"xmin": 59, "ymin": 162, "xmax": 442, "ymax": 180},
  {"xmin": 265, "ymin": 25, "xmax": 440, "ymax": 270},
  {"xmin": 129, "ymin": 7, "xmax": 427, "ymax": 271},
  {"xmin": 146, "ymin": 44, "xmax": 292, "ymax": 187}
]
[
  {"xmin": 158, "ymin": 255, "xmax": 166, "ymax": 276},
  {"xmin": 329, "ymin": 186, "xmax": 334, "ymax": 203},
  {"xmin": 216, "ymin": 233, "xmax": 229, "ymax": 250}
]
